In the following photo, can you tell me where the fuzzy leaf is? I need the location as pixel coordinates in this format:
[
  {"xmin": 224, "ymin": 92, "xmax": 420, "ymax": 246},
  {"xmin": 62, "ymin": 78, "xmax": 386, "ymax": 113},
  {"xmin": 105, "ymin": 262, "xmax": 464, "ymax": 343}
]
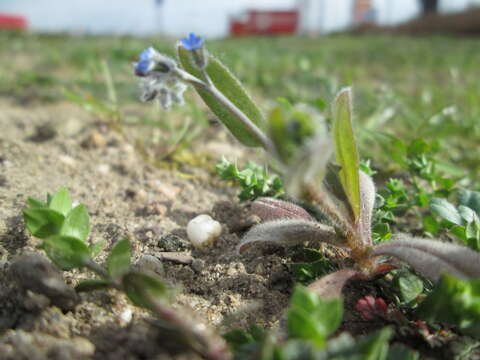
[
  {"xmin": 48, "ymin": 187, "xmax": 72, "ymax": 217},
  {"xmin": 430, "ymin": 198, "xmax": 463, "ymax": 225},
  {"xmin": 307, "ymin": 269, "xmax": 361, "ymax": 299},
  {"xmin": 358, "ymin": 170, "xmax": 376, "ymax": 246},
  {"xmin": 42, "ymin": 235, "xmax": 91, "ymax": 270},
  {"xmin": 251, "ymin": 197, "xmax": 314, "ymax": 222},
  {"xmin": 373, "ymin": 234, "xmax": 480, "ymax": 282},
  {"xmin": 332, "ymin": 87, "xmax": 361, "ymax": 222},
  {"xmin": 417, "ymin": 274, "xmax": 480, "ymax": 337},
  {"xmin": 23, "ymin": 208, "xmax": 65, "ymax": 239},
  {"xmin": 287, "ymin": 285, "xmax": 343, "ymax": 348},
  {"xmin": 60, "ymin": 204, "xmax": 90, "ymax": 243},
  {"xmin": 107, "ymin": 238, "xmax": 131, "ymax": 279},
  {"xmin": 122, "ymin": 271, "xmax": 169, "ymax": 309},
  {"xmin": 177, "ymin": 46, "xmax": 264, "ymax": 147},
  {"xmin": 237, "ymin": 219, "xmax": 342, "ymax": 254}
]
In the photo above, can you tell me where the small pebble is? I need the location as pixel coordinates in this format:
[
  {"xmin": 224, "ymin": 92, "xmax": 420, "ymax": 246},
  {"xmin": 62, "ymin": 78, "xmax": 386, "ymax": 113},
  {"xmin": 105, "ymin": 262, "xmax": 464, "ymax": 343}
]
[
  {"xmin": 186, "ymin": 214, "xmax": 222, "ymax": 249},
  {"xmin": 135, "ymin": 254, "xmax": 164, "ymax": 276}
]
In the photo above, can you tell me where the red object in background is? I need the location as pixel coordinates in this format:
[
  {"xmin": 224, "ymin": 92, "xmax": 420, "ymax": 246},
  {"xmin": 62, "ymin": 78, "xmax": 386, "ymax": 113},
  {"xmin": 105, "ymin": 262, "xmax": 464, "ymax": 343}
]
[
  {"xmin": 0, "ymin": 14, "xmax": 27, "ymax": 30},
  {"xmin": 230, "ymin": 10, "xmax": 298, "ymax": 36}
]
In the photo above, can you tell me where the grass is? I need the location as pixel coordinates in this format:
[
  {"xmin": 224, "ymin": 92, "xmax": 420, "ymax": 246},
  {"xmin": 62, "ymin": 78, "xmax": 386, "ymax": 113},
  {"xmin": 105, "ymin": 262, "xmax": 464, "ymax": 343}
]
[{"xmin": 1, "ymin": 31, "xmax": 479, "ymax": 180}]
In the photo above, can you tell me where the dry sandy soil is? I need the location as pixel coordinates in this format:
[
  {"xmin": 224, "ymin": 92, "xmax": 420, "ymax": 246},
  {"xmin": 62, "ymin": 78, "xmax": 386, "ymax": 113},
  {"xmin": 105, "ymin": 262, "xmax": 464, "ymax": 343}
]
[{"xmin": 0, "ymin": 99, "xmax": 297, "ymax": 359}]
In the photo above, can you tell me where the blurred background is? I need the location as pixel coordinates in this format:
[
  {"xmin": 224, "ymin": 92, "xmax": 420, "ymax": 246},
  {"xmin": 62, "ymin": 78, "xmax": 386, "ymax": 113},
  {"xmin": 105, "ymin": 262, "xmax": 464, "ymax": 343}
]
[
  {"xmin": 1, "ymin": 0, "xmax": 480, "ymax": 180},
  {"xmin": 2, "ymin": 0, "xmax": 480, "ymax": 36}
]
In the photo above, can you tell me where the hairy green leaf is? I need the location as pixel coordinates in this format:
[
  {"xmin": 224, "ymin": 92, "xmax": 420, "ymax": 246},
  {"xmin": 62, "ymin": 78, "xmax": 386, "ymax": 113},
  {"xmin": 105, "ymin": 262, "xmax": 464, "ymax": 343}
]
[
  {"xmin": 122, "ymin": 271, "xmax": 169, "ymax": 309},
  {"xmin": 23, "ymin": 208, "xmax": 65, "ymax": 238},
  {"xmin": 42, "ymin": 235, "xmax": 91, "ymax": 270},
  {"xmin": 177, "ymin": 46, "xmax": 264, "ymax": 147},
  {"xmin": 107, "ymin": 238, "xmax": 131, "ymax": 279},
  {"xmin": 60, "ymin": 204, "xmax": 90, "ymax": 242},
  {"xmin": 332, "ymin": 87, "xmax": 361, "ymax": 222},
  {"xmin": 48, "ymin": 187, "xmax": 72, "ymax": 216},
  {"xmin": 287, "ymin": 285, "xmax": 342, "ymax": 348}
]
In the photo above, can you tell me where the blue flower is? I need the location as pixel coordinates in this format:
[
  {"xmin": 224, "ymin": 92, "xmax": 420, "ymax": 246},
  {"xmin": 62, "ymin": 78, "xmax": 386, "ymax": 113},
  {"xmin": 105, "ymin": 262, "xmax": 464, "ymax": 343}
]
[
  {"xmin": 180, "ymin": 33, "xmax": 204, "ymax": 51},
  {"xmin": 134, "ymin": 47, "xmax": 157, "ymax": 76}
]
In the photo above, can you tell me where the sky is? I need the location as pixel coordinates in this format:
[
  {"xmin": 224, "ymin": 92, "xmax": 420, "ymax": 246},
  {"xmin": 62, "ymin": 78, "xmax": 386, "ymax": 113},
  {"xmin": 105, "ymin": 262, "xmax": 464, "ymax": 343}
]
[{"xmin": 1, "ymin": 0, "xmax": 479, "ymax": 37}]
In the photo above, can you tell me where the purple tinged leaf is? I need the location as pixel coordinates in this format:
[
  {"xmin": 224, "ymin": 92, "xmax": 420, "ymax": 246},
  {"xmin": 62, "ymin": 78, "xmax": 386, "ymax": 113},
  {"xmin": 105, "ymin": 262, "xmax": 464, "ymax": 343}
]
[
  {"xmin": 237, "ymin": 219, "xmax": 343, "ymax": 254},
  {"xmin": 251, "ymin": 197, "xmax": 314, "ymax": 222},
  {"xmin": 357, "ymin": 170, "xmax": 376, "ymax": 246},
  {"xmin": 307, "ymin": 269, "xmax": 361, "ymax": 299},
  {"xmin": 373, "ymin": 234, "xmax": 480, "ymax": 282}
]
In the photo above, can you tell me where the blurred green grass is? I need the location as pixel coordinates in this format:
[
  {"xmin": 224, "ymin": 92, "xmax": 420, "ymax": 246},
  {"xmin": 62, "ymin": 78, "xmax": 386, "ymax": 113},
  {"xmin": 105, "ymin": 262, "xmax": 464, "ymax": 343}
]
[{"xmin": 1, "ymin": 32, "xmax": 479, "ymax": 180}]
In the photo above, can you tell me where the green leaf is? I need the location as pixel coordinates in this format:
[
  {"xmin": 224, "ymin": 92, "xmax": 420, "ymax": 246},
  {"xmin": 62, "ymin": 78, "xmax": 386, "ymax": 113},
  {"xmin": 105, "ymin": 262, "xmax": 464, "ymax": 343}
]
[
  {"xmin": 393, "ymin": 270, "xmax": 424, "ymax": 304},
  {"xmin": 287, "ymin": 285, "xmax": 342, "ymax": 348},
  {"xmin": 60, "ymin": 204, "xmax": 90, "ymax": 242},
  {"xmin": 48, "ymin": 187, "xmax": 72, "ymax": 216},
  {"xmin": 107, "ymin": 238, "xmax": 131, "ymax": 279},
  {"xmin": 386, "ymin": 344, "xmax": 419, "ymax": 360},
  {"xmin": 23, "ymin": 208, "xmax": 65, "ymax": 238},
  {"xmin": 332, "ymin": 87, "xmax": 361, "ymax": 222},
  {"xmin": 75, "ymin": 278, "xmax": 112, "ymax": 292},
  {"xmin": 417, "ymin": 274, "xmax": 480, "ymax": 337},
  {"xmin": 458, "ymin": 189, "xmax": 480, "ymax": 217},
  {"xmin": 27, "ymin": 197, "xmax": 46, "ymax": 209},
  {"xmin": 42, "ymin": 235, "xmax": 91, "ymax": 270},
  {"xmin": 89, "ymin": 240, "xmax": 106, "ymax": 258},
  {"xmin": 430, "ymin": 198, "xmax": 463, "ymax": 225},
  {"xmin": 122, "ymin": 271, "xmax": 169, "ymax": 309},
  {"xmin": 177, "ymin": 46, "xmax": 264, "ymax": 147}
]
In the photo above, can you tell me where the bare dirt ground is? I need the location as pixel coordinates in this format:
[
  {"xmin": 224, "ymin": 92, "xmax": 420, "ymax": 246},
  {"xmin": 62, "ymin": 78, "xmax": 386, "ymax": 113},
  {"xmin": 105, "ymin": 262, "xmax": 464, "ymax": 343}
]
[{"xmin": 0, "ymin": 99, "xmax": 293, "ymax": 359}]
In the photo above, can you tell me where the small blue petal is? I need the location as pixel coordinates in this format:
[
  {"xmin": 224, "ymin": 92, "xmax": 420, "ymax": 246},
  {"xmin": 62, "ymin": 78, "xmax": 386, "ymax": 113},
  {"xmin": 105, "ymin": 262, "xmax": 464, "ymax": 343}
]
[
  {"xmin": 180, "ymin": 32, "xmax": 204, "ymax": 51},
  {"xmin": 139, "ymin": 47, "xmax": 156, "ymax": 61},
  {"xmin": 135, "ymin": 59, "xmax": 153, "ymax": 76}
]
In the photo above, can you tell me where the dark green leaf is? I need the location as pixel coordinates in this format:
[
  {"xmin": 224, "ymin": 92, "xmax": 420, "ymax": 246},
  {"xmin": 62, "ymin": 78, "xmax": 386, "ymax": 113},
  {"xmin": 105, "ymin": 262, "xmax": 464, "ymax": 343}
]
[
  {"xmin": 386, "ymin": 344, "xmax": 419, "ymax": 360},
  {"xmin": 393, "ymin": 270, "xmax": 424, "ymax": 304},
  {"xmin": 417, "ymin": 274, "xmax": 480, "ymax": 337},
  {"xmin": 48, "ymin": 187, "xmax": 72, "ymax": 216},
  {"xmin": 107, "ymin": 238, "xmax": 131, "ymax": 279},
  {"xmin": 60, "ymin": 204, "xmax": 90, "ymax": 242},
  {"xmin": 287, "ymin": 285, "xmax": 342, "ymax": 348},
  {"xmin": 23, "ymin": 208, "xmax": 65, "ymax": 238},
  {"xmin": 89, "ymin": 240, "xmax": 106, "ymax": 258},
  {"xmin": 458, "ymin": 189, "xmax": 480, "ymax": 217},
  {"xmin": 332, "ymin": 88, "xmax": 361, "ymax": 221},
  {"xmin": 122, "ymin": 271, "xmax": 169, "ymax": 309},
  {"xmin": 75, "ymin": 278, "xmax": 112, "ymax": 292},
  {"xmin": 430, "ymin": 198, "xmax": 463, "ymax": 226},
  {"xmin": 42, "ymin": 235, "xmax": 91, "ymax": 270},
  {"xmin": 177, "ymin": 46, "xmax": 264, "ymax": 147}
]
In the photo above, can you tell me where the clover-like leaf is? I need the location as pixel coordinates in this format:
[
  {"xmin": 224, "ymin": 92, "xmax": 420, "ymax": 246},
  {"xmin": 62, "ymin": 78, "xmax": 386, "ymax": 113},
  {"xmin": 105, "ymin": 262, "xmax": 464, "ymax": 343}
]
[
  {"xmin": 332, "ymin": 87, "xmax": 361, "ymax": 222},
  {"xmin": 42, "ymin": 235, "xmax": 92, "ymax": 270},
  {"xmin": 177, "ymin": 46, "xmax": 264, "ymax": 147},
  {"xmin": 237, "ymin": 219, "xmax": 342, "ymax": 254},
  {"xmin": 373, "ymin": 234, "xmax": 480, "ymax": 282},
  {"xmin": 48, "ymin": 187, "xmax": 73, "ymax": 216},
  {"xmin": 23, "ymin": 208, "xmax": 65, "ymax": 239},
  {"xmin": 458, "ymin": 189, "xmax": 480, "ymax": 217},
  {"xmin": 122, "ymin": 271, "xmax": 169, "ymax": 309},
  {"xmin": 287, "ymin": 285, "xmax": 343, "ymax": 348},
  {"xmin": 107, "ymin": 238, "xmax": 131, "ymax": 279},
  {"xmin": 60, "ymin": 204, "xmax": 90, "ymax": 243}
]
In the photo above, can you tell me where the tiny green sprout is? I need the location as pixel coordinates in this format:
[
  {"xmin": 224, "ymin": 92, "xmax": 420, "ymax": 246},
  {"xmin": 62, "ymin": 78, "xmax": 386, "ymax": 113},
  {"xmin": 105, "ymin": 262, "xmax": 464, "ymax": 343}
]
[{"xmin": 22, "ymin": 188, "xmax": 231, "ymax": 360}]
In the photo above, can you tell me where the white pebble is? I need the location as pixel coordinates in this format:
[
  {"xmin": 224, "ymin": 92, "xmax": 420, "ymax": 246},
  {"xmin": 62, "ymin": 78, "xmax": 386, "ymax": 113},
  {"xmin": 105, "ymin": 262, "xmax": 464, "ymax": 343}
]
[{"xmin": 187, "ymin": 214, "xmax": 222, "ymax": 249}]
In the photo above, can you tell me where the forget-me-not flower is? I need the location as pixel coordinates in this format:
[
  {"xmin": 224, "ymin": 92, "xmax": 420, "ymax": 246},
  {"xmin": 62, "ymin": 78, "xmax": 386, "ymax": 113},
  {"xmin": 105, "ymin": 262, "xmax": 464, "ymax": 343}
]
[
  {"xmin": 180, "ymin": 33, "xmax": 204, "ymax": 51},
  {"xmin": 133, "ymin": 46, "xmax": 187, "ymax": 109}
]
